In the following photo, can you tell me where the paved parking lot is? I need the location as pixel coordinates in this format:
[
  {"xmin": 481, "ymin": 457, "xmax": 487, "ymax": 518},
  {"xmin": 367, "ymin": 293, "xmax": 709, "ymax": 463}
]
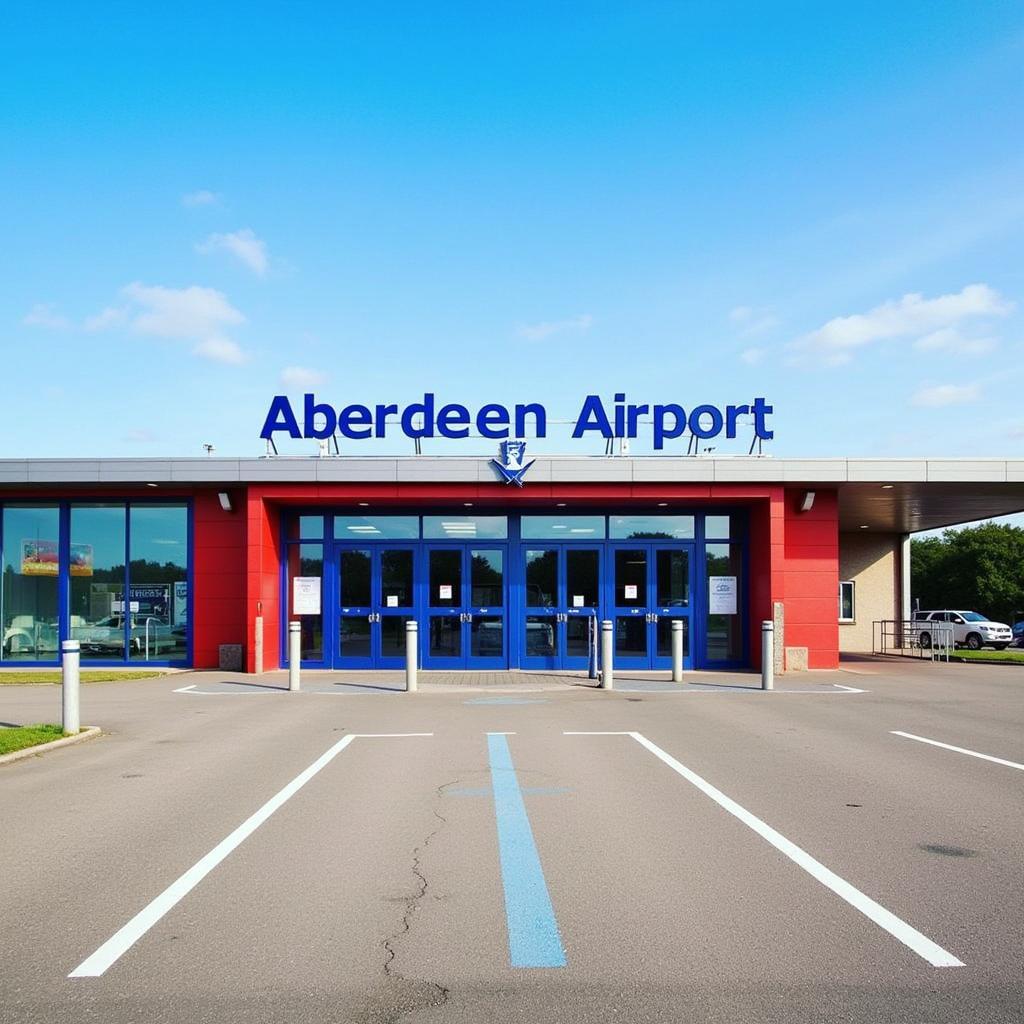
[{"xmin": 1, "ymin": 659, "xmax": 1022, "ymax": 1023}]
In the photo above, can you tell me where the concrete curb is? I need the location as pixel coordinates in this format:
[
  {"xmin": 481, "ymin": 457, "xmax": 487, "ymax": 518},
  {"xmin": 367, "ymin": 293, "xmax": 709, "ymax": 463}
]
[{"xmin": 0, "ymin": 726, "xmax": 102, "ymax": 767}]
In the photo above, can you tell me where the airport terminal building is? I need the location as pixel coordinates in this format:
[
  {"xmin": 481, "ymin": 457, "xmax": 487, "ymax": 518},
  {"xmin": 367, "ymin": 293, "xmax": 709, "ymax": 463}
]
[{"xmin": 1, "ymin": 451, "xmax": 1022, "ymax": 674}]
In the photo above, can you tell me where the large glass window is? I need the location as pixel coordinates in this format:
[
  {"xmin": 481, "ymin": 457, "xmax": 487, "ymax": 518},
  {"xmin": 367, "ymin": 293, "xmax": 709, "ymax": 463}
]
[
  {"xmin": 129, "ymin": 504, "xmax": 188, "ymax": 661},
  {"xmin": 288, "ymin": 543, "xmax": 324, "ymax": 661},
  {"xmin": 70, "ymin": 504, "xmax": 127, "ymax": 662},
  {"xmin": 525, "ymin": 549, "xmax": 558, "ymax": 607},
  {"xmin": 286, "ymin": 515, "xmax": 326, "ymax": 541},
  {"xmin": 334, "ymin": 516, "xmax": 419, "ymax": 539},
  {"xmin": 706, "ymin": 543, "xmax": 742, "ymax": 661},
  {"xmin": 610, "ymin": 515, "xmax": 695, "ymax": 540},
  {"xmin": 422, "ymin": 516, "xmax": 507, "ymax": 540},
  {"xmin": 520, "ymin": 516, "xmax": 605, "ymax": 539},
  {"xmin": 1, "ymin": 505, "xmax": 60, "ymax": 662}
]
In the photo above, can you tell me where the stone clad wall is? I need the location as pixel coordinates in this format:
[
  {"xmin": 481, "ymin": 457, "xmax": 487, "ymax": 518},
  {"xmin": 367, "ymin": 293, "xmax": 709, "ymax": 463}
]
[{"xmin": 838, "ymin": 532, "xmax": 899, "ymax": 652}]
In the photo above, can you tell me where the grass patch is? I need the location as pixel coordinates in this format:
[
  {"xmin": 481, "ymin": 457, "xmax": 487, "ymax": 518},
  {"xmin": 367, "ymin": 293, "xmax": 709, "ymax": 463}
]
[
  {"xmin": 951, "ymin": 649, "xmax": 1024, "ymax": 665},
  {"xmin": 0, "ymin": 670, "xmax": 165, "ymax": 685},
  {"xmin": 0, "ymin": 723, "xmax": 67, "ymax": 756}
]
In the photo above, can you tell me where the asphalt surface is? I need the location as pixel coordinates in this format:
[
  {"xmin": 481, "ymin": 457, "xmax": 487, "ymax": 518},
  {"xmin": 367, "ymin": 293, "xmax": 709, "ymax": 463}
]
[{"xmin": 1, "ymin": 659, "xmax": 1023, "ymax": 1023}]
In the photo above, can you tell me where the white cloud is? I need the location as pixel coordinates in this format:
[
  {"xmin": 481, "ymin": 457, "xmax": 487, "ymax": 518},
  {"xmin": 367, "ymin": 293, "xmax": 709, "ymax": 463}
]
[
  {"xmin": 740, "ymin": 347, "xmax": 765, "ymax": 365},
  {"xmin": 912, "ymin": 326, "xmax": 997, "ymax": 355},
  {"xmin": 281, "ymin": 366, "xmax": 327, "ymax": 388},
  {"xmin": 794, "ymin": 284, "xmax": 1012, "ymax": 365},
  {"xmin": 113, "ymin": 282, "xmax": 248, "ymax": 364},
  {"xmin": 517, "ymin": 313, "xmax": 594, "ymax": 341},
  {"xmin": 22, "ymin": 303, "xmax": 70, "ymax": 329},
  {"xmin": 728, "ymin": 305, "xmax": 779, "ymax": 337},
  {"xmin": 197, "ymin": 228, "xmax": 269, "ymax": 276},
  {"xmin": 911, "ymin": 382, "xmax": 981, "ymax": 407},
  {"xmin": 181, "ymin": 189, "xmax": 220, "ymax": 208},
  {"xmin": 84, "ymin": 306, "xmax": 129, "ymax": 332}
]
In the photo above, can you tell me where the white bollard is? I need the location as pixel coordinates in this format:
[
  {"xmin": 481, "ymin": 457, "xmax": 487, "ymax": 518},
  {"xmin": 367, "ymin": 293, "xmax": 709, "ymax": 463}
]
[
  {"xmin": 254, "ymin": 615, "xmax": 264, "ymax": 675},
  {"xmin": 671, "ymin": 619, "xmax": 684, "ymax": 682},
  {"xmin": 61, "ymin": 639, "xmax": 80, "ymax": 735},
  {"xmin": 405, "ymin": 620, "xmax": 418, "ymax": 692},
  {"xmin": 761, "ymin": 620, "xmax": 774, "ymax": 691},
  {"xmin": 288, "ymin": 621, "xmax": 301, "ymax": 692},
  {"xmin": 600, "ymin": 619, "xmax": 614, "ymax": 690}
]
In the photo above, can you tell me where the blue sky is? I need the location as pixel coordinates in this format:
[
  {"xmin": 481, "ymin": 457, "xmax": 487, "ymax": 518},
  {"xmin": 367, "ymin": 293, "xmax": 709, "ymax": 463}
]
[{"xmin": 2, "ymin": 3, "xmax": 1024, "ymax": 467}]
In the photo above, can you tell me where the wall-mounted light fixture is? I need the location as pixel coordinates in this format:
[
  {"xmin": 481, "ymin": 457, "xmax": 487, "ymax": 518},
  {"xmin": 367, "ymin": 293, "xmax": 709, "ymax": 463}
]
[
  {"xmin": 799, "ymin": 490, "xmax": 816, "ymax": 512},
  {"xmin": 218, "ymin": 491, "xmax": 233, "ymax": 513}
]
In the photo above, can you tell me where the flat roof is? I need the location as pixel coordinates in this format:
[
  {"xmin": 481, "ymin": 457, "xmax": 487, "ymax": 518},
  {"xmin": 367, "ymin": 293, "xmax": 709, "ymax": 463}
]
[{"xmin": 1, "ymin": 456, "xmax": 1022, "ymax": 533}]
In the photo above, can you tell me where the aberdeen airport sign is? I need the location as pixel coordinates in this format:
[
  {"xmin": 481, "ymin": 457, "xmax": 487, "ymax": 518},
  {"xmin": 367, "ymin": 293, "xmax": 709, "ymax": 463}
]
[{"xmin": 260, "ymin": 393, "xmax": 774, "ymax": 451}]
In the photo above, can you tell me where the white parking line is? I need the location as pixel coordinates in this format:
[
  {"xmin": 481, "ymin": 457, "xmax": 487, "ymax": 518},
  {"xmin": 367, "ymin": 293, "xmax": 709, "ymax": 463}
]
[
  {"xmin": 891, "ymin": 731, "xmax": 1024, "ymax": 772},
  {"xmin": 566, "ymin": 731, "xmax": 964, "ymax": 968},
  {"xmin": 69, "ymin": 733, "xmax": 433, "ymax": 978}
]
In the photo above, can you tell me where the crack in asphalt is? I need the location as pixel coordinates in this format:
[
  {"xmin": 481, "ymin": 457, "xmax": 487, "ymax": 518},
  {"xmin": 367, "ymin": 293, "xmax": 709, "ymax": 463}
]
[{"xmin": 377, "ymin": 780, "xmax": 459, "ymax": 1023}]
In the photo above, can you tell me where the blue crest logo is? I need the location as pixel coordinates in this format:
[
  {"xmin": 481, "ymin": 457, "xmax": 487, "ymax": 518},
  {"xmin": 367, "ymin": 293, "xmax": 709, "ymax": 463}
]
[{"xmin": 491, "ymin": 440, "xmax": 535, "ymax": 487}]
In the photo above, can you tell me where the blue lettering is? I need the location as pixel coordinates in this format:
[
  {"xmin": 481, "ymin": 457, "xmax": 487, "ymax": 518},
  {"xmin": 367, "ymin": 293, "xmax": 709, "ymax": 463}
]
[
  {"xmin": 514, "ymin": 403, "xmax": 546, "ymax": 438},
  {"xmin": 653, "ymin": 404, "xmax": 686, "ymax": 449},
  {"xmin": 303, "ymin": 393, "xmax": 337, "ymax": 439},
  {"xmin": 437, "ymin": 403, "xmax": 471, "ymax": 438},
  {"xmin": 751, "ymin": 397, "xmax": 774, "ymax": 439},
  {"xmin": 338, "ymin": 404, "xmax": 373, "ymax": 439},
  {"xmin": 477, "ymin": 404, "xmax": 510, "ymax": 439},
  {"xmin": 401, "ymin": 393, "xmax": 436, "ymax": 438},
  {"xmin": 687, "ymin": 404, "xmax": 724, "ymax": 440},
  {"xmin": 260, "ymin": 395, "xmax": 302, "ymax": 439},
  {"xmin": 572, "ymin": 395, "xmax": 613, "ymax": 439}
]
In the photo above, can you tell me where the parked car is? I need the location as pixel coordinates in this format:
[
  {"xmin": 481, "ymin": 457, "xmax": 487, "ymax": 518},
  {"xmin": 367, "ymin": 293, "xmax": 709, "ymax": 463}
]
[
  {"xmin": 911, "ymin": 609, "xmax": 1013, "ymax": 651},
  {"xmin": 1012, "ymin": 621, "xmax": 1024, "ymax": 648},
  {"xmin": 71, "ymin": 615, "xmax": 179, "ymax": 657}
]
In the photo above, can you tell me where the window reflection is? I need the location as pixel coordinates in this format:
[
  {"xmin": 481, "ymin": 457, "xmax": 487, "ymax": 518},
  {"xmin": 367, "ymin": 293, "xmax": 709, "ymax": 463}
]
[{"xmin": 1, "ymin": 505, "xmax": 60, "ymax": 662}]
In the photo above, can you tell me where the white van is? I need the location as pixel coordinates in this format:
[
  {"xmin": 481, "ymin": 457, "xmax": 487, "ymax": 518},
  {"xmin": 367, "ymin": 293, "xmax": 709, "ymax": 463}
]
[{"xmin": 911, "ymin": 610, "xmax": 1013, "ymax": 651}]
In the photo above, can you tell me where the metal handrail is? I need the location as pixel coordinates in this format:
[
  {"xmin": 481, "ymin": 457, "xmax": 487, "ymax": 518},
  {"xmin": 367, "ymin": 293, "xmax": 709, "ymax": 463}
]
[{"xmin": 873, "ymin": 620, "xmax": 953, "ymax": 662}]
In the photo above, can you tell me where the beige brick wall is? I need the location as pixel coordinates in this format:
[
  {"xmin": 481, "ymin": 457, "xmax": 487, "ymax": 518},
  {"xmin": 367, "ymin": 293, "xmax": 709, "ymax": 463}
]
[{"xmin": 838, "ymin": 532, "xmax": 900, "ymax": 652}]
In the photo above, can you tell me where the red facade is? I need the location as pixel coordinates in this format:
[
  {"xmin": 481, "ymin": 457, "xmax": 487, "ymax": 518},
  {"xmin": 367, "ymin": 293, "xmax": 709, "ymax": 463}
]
[{"xmin": 185, "ymin": 482, "xmax": 840, "ymax": 672}]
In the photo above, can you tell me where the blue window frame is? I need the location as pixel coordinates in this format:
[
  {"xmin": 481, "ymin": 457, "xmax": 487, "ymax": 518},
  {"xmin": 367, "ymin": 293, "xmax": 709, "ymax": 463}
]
[
  {"xmin": 279, "ymin": 509, "xmax": 747, "ymax": 672},
  {"xmin": 0, "ymin": 500, "xmax": 192, "ymax": 668}
]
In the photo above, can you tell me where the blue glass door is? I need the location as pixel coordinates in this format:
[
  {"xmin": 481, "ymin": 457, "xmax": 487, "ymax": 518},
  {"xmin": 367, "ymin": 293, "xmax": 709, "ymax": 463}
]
[
  {"xmin": 523, "ymin": 546, "xmax": 601, "ymax": 669},
  {"xmin": 425, "ymin": 545, "xmax": 507, "ymax": 669},
  {"xmin": 335, "ymin": 545, "xmax": 415, "ymax": 668},
  {"xmin": 609, "ymin": 544, "xmax": 693, "ymax": 669},
  {"xmin": 337, "ymin": 546, "xmax": 373, "ymax": 668}
]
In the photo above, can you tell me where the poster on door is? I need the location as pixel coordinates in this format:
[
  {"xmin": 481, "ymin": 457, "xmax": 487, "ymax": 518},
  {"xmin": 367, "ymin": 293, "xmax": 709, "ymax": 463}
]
[
  {"xmin": 624, "ymin": 584, "xmax": 638, "ymax": 600},
  {"xmin": 293, "ymin": 576, "xmax": 321, "ymax": 615},
  {"xmin": 439, "ymin": 584, "xmax": 452, "ymax": 600},
  {"xmin": 709, "ymin": 576, "xmax": 737, "ymax": 615}
]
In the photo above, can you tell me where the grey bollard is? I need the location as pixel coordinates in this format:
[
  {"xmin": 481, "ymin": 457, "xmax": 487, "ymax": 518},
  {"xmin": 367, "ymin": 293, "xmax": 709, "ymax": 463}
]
[
  {"xmin": 671, "ymin": 619, "xmax": 684, "ymax": 682},
  {"xmin": 600, "ymin": 619, "xmax": 614, "ymax": 690},
  {"xmin": 405, "ymin": 620, "xmax": 418, "ymax": 692},
  {"xmin": 761, "ymin": 620, "xmax": 774, "ymax": 691},
  {"xmin": 588, "ymin": 616, "xmax": 598, "ymax": 680},
  {"xmin": 288, "ymin": 621, "xmax": 301, "ymax": 692},
  {"xmin": 61, "ymin": 639, "xmax": 81, "ymax": 735}
]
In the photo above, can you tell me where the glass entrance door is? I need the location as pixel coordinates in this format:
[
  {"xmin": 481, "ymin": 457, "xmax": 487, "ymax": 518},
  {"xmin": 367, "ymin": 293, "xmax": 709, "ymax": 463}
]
[
  {"xmin": 610, "ymin": 544, "xmax": 692, "ymax": 669},
  {"xmin": 425, "ymin": 546, "xmax": 507, "ymax": 668},
  {"xmin": 335, "ymin": 545, "xmax": 415, "ymax": 668},
  {"xmin": 523, "ymin": 546, "xmax": 601, "ymax": 669}
]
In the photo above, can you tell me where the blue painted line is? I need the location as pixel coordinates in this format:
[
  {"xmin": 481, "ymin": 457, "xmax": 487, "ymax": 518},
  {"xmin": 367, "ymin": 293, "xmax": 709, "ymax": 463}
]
[
  {"xmin": 487, "ymin": 734, "xmax": 567, "ymax": 969},
  {"xmin": 465, "ymin": 697, "xmax": 549, "ymax": 705},
  {"xmin": 447, "ymin": 785, "xmax": 572, "ymax": 798}
]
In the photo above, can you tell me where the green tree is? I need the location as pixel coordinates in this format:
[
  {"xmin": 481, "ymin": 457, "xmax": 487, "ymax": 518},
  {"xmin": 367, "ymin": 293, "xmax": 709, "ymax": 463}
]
[{"xmin": 911, "ymin": 523, "xmax": 1024, "ymax": 625}]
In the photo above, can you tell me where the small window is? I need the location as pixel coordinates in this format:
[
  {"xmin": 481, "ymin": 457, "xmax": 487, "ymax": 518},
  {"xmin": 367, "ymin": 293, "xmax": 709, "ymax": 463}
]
[{"xmin": 839, "ymin": 581, "xmax": 855, "ymax": 623}]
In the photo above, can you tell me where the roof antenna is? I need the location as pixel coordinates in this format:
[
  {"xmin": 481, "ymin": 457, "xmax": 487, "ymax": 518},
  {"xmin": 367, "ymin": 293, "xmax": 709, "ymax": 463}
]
[{"xmin": 202, "ymin": 443, "xmax": 216, "ymax": 457}]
